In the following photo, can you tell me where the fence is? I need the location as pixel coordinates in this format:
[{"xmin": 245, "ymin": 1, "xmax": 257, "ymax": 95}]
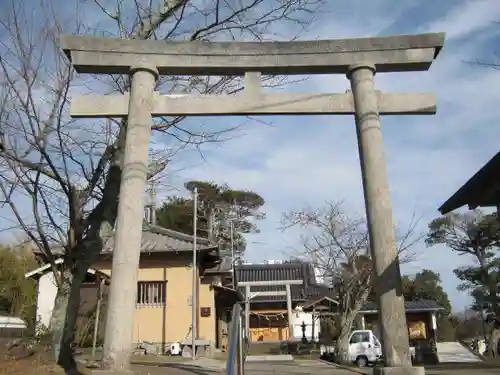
[{"xmin": 225, "ymin": 302, "xmax": 245, "ymax": 375}]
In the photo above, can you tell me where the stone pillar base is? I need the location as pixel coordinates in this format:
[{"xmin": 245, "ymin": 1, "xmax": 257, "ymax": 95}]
[{"xmin": 373, "ymin": 366, "xmax": 425, "ymax": 375}]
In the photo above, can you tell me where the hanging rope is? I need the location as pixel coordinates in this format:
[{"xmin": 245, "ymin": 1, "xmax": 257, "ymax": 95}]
[{"xmin": 250, "ymin": 311, "xmax": 286, "ymax": 320}]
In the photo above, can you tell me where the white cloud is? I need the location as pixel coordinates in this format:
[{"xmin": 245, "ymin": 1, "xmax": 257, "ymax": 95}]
[
  {"xmin": 166, "ymin": 0, "xmax": 500, "ymax": 311},
  {"xmin": 419, "ymin": 0, "xmax": 500, "ymax": 40}
]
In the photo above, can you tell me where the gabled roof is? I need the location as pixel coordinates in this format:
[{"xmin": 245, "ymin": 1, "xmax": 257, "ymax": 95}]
[
  {"xmin": 302, "ymin": 295, "xmax": 340, "ymax": 310},
  {"xmin": 360, "ymin": 299, "xmax": 443, "ymax": 314},
  {"xmin": 304, "ymin": 283, "xmax": 337, "ymax": 300},
  {"xmin": 25, "ymin": 257, "xmax": 110, "ymax": 280},
  {"xmin": 204, "ymin": 257, "xmax": 233, "ymax": 275},
  {"xmin": 439, "ymin": 151, "xmax": 500, "ymax": 214},
  {"xmin": 234, "ymin": 262, "xmax": 336, "ymax": 303}
]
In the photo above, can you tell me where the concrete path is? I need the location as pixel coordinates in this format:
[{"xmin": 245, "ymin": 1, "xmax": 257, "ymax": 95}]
[
  {"xmin": 437, "ymin": 342, "xmax": 482, "ymax": 363},
  {"xmin": 244, "ymin": 360, "xmax": 359, "ymax": 375},
  {"xmin": 245, "ymin": 354, "xmax": 294, "ymax": 362},
  {"xmin": 131, "ymin": 359, "xmax": 351, "ymax": 375}
]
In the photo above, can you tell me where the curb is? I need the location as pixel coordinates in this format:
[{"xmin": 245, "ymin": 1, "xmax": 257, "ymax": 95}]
[
  {"xmin": 245, "ymin": 354, "xmax": 294, "ymax": 362},
  {"xmin": 318, "ymin": 359, "xmax": 367, "ymax": 374}
]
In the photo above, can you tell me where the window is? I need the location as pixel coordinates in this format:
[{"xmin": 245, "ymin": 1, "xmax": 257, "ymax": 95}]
[
  {"xmin": 349, "ymin": 332, "xmax": 370, "ymax": 344},
  {"xmin": 137, "ymin": 281, "xmax": 167, "ymax": 306}
]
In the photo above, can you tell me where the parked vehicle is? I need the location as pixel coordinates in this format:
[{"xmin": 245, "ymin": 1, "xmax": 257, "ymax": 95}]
[
  {"xmin": 320, "ymin": 329, "xmax": 382, "ymax": 367},
  {"xmin": 0, "ymin": 316, "xmax": 27, "ymax": 339}
]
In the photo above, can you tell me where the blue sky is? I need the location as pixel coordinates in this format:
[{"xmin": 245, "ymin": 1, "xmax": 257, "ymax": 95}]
[
  {"xmin": 1, "ymin": 0, "xmax": 500, "ymax": 312},
  {"xmin": 162, "ymin": 0, "xmax": 500, "ymax": 312}
]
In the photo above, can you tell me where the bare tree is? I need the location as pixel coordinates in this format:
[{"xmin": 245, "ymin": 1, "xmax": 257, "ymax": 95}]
[
  {"xmin": 0, "ymin": 0, "xmax": 324, "ymax": 372},
  {"xmin": 281, "ymin": 202, "xmax": 422, "ymax": 364}
]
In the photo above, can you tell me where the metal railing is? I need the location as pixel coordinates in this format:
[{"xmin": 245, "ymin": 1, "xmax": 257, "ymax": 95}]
[{"xmin": 225, "ymin": 302, "xmax": 245, "ymax": 375}]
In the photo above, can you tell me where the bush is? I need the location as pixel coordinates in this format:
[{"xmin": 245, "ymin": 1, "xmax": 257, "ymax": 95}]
[
  {"xmin": 0, "ymin": 244, "xmax": 38, "ymax": 329},
  {"xmin": 437, "ymin": 315, "xmax": 457, "ymax": 342}
]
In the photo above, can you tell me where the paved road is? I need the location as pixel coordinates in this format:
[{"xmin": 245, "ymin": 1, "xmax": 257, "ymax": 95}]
[
  {"xmin": 131, "ymin": 362, "xmax": 221, "ymax": 375},
  {"xmin": 130, "ymin": 359, "xmax": 500, "ymax": 375},
  {"xmin": 130, "ymin": 360, "xmax": 337, "ymax": 375},
  {"xmin": 245, "ymin": 360, "xmax": 346, "ymax": 375}
]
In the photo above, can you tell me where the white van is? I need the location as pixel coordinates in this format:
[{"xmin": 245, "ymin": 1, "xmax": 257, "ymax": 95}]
[{"xmin": 320, "ymin": 329, "xmax": 382, "ymax": 367}]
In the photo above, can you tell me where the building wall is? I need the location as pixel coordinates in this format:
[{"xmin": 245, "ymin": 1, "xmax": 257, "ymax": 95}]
[
  {"xmin": 291, "ymin": 311, "xmax": 320, "ymax": 341},
  {"xmin": 363, "ymin": 312, "xmax": 434, "ymax": 341},
  {"xmin": 247, "ymin": 309, "xmax": 321, "ymax": 342},
  {"xmin": 94, "ymin": 254, "xmax": 216, "ymax": 346},
  {"xmin": 36, "ymin": 273, "xmax": 58, "ymax": 328},
  {"xmin": 249, "ymin": 308, "xmax": 290, "ymax": 342},
  {"xmin": 34, "ymin": 271, "xmax": 107, "ymax": 334}
]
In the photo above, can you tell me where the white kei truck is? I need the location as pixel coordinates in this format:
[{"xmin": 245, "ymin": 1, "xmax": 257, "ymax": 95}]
[{"xmin": 320, "ymin": 330, "xmax": 383, "ymax": 367}]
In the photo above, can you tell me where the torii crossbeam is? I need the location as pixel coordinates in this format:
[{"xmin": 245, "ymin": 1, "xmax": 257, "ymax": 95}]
[{"xmin": 70, "ymin": 90, "xmax": 436, "ymax": 117}]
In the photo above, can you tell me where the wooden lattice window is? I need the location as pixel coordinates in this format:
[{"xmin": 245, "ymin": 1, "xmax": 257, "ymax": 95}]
[{"xmin": 136, "ymin": 281, "xmax": 167, "ymax": 306}]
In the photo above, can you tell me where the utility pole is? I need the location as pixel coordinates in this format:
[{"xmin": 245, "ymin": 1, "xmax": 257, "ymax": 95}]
[
  {"xmin": 230, "ymin": 200, "xmax": 238, "ymax": 288},
  {"xmin": 230, "ymin": 220, "xmax": 235, "ymax": 288},
  {"xmin": 149, "ymin": 180, "xmax": 156, "ymax": 225},
  {"xmin": 191, "ymin": 187, "xmax": 198, "ymax": 359}
]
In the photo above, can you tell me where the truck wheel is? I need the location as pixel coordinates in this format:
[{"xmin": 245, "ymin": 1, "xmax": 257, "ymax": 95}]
[{"xmin": 356, "ymin": 355, "xmax": 368, "ymax": 367}]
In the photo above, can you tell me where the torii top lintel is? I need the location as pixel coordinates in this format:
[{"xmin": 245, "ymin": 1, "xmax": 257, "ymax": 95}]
[{"xmin": 60, "ymin": 32, "xmax": 445, "ymax": 76}]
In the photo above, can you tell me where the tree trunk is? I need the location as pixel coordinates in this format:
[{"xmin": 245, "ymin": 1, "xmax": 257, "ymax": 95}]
[
  {"xmin": 335, "ymin": 315, "xmax": 355, "ymax": 364},
  {"xmin": 488, "ymin": 327, "xmax": 500, "ymax": 358},
  {"xmin": 48, "ymin": 136, "xmax": 122, "ymax": 373},
  {"xmin": 50, "ymin": 264, "xmax": 88, "ymax": 374},
  {"xmin": 335, "ymin": 326, "xmax": 351, "ymax": 364}
]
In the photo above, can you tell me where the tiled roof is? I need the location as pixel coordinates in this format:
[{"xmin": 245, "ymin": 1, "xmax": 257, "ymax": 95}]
[
  {"xmin": 236, "ymin": 262, "xmax": 316, "ymax": 284},
  {"xmin": 204, "ymin": 257, "xmax": 233, "ymax": 274},
  {"xmin": 234, "ymin": 262, "xmax": 335, "ymax": 303},
  {"xmin": 305, "ymin": 283, "xmax": 336, "ymax": 299},
  {"xmin": 360, "ymin": 299, "xmax": 444, "ymax": 313},
  {"xmin": 438, "ymin": 150, "xmax": 500, "ymax": 213},
  {"xmin": 101, "ymin": 224, "xmax": 216, "ymax": 253},
  {"xmin": 38, "ymin": 224, "xmax": 217, "ymax": 255}
]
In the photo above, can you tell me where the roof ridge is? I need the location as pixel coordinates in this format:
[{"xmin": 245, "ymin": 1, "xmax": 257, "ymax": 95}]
[
  {"xmin": 239, "ymin": 263, "xmax": 301, "ymax": 269},
  {"xmin": 145, "ymin": 224, "xmax": 212, "ymax": 245}
]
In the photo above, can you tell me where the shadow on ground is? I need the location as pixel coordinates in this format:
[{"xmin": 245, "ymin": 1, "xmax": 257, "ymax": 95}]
[{"xmin": 131, "ymin": 361, "xmax": 223, "ymax": 375}]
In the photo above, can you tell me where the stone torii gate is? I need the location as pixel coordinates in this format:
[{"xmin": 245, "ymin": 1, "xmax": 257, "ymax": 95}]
[
  {"xmin": 236, "ymin": 279, "xmax": 304, "ymax": 341},
  {"xmin": 61, "ymin": 32, "xmax": 445, "ymax": 375}
]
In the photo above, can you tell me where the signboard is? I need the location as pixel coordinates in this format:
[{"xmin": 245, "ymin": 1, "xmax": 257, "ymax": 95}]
[
  {"xmin": 200, "ymin": 307, "xmax": 211, "ymax": 317},
  {"xmin": 408, "ymin": 321, "xmax": 426, "ymax": 339}
]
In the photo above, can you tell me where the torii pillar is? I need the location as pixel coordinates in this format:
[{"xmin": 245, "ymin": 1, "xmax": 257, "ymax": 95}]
[
  {"xmin": 101, "ymin": 65, "xmax": 158, "ymax": 371},
  {"xmin": 348, "ymin": 63, "xmax": 411, "ymax": 368}
]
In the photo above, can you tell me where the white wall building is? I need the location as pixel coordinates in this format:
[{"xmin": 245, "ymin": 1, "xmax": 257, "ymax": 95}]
[
  {"xmin": 290, "ymin": 310, "xmax": 320, "ymax": 341},
  {"xmin": 24, "ymin": 258, "xmax": 108, "ymax": 329}
]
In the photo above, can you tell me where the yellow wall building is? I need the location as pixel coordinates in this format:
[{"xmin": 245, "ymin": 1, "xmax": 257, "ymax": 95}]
[
  {"xmin": 28, "ymin": 224, "xmax": 237, "ymax": 353},
  {"xmin": 93, "ymin": 225, "xmax": 229, "ymax": 348}
]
